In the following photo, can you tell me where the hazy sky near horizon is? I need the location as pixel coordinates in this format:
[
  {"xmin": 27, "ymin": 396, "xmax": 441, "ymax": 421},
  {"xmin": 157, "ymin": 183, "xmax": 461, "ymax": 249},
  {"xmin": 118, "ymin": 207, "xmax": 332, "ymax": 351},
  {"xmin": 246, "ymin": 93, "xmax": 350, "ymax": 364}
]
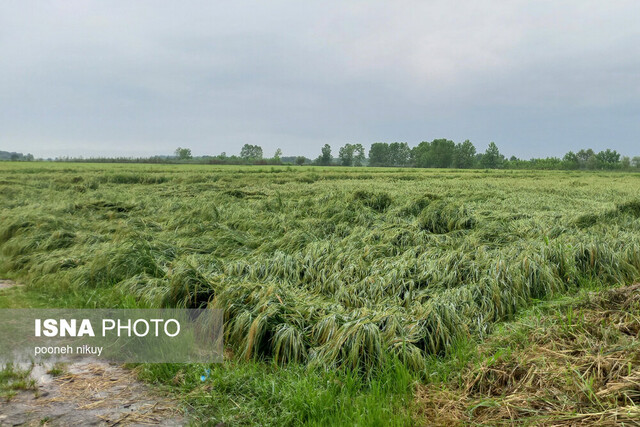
[{"xmin": 1, "ymin": 1, "xmax": 639, "ymax": 159}]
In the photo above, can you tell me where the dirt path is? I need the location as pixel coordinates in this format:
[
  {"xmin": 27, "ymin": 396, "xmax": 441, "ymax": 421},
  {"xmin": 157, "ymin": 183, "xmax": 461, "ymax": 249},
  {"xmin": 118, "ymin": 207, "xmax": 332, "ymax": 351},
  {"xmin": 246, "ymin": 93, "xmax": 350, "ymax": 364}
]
[
  {"xmin": 0, "ymin": 280, "xmax": 18, "ymax": 290},
  {"xmin": 0, "ymin": 361, "xmax": 185, "ymax": 426}
]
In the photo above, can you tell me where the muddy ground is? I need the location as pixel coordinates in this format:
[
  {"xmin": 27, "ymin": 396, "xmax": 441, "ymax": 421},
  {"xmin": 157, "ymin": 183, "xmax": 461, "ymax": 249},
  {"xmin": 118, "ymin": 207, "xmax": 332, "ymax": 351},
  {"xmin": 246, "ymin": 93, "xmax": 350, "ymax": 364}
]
[
  {"xmin": 0, "ymin": 361, "xmax": 185, "ymax": 426},
  {"xmin": 0, "ymin": 280, "xmax": 186, "ymax": 426}
]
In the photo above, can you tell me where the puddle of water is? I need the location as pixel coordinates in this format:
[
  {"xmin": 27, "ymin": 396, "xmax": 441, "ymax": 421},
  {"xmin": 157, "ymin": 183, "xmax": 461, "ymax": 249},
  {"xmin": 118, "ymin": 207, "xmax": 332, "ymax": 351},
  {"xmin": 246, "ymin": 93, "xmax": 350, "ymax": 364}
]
[
  {"xmin": 29, "ymin": 363, "xmax": 54, "ymax": 385},
  {"xmin": 22, "ymin": 358, "xmax": 109, "ymax": 386}
]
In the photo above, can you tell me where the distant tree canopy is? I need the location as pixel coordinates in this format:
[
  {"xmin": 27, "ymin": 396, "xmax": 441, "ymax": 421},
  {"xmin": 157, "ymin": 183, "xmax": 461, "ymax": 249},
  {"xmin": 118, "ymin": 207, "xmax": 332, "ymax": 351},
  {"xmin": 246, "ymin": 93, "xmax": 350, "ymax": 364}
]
[
  {"xmin": 240, "ymin": 144, "xmax": 263, "ymax": 160},
  {"xmin": 338, "ymin": 143, "xmax": 366, "ymax": 166},
  {"xmin": 480, "ymin": 142, "xmax": 505, "ymax": 169},
  {"xmin": 621, "ymin": 156, "xmax": 631, "ymax": 169},
  {"xmin": 316, "ymin": 144, "xmax": 333, "ymax": 166},
  {"xmin": 174, "ymin": 147, "xmax": 192, "ymax": 160},
  {"xmin": 563, "ymin": 151, "xmax": 580, "ymax": 169},
  {"xmin": 366, "ymin": 140, "xmax": 631, "ymax": 170},
  {"xmin": 369, "ymin": 142, "xmax": 410, "ymax": 167},
  {"xmin": 353, "ymin": 144, "xmax": 366, "ymax": 166},
  {"xmin": 596, "ymin": 149, "xmax": 620, "ymax": 167},
  {"xmin": 368, "ymin": 143, "xmax": 389, "ymax": 167},
  {"xmin": 338, "ymin": 144, "xmax": 354, "ymax": 166},
  {"xmin": 412, "ymin": 139, "xmax": 456, "ymax": 168},
  {"xmin": 452, "ymin": 140, "xmax": 476, "ymax": 169},
  {"xmin": 8, "ymin": 139, "xmax": 637, "ymax": 171},
  {"xmin": 0, "ymin": 150, "xmax": 34, "ymax": 161},
  {"xmin": 507, "ymin": 148, "xmax": 628, "ymax": 170},
  {"xmin": 561, "ymin": 148, "xmax": 624, "ymax": 170},
  {"xmin": 406, "ymin": 139, "xmax": 481, "ymax": 169}
]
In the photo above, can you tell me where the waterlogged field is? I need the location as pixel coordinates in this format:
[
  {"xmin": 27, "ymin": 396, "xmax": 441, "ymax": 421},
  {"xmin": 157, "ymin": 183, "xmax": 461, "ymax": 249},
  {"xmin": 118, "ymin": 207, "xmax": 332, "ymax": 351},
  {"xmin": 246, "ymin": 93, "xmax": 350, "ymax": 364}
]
[{"xmin": 1, "ymin": 163, "xmax": 640, "ymax": 424}]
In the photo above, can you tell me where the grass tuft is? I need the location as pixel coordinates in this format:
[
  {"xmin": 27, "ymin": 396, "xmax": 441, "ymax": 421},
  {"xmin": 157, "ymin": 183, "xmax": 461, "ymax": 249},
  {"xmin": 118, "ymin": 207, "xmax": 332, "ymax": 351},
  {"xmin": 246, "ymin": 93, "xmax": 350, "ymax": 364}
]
[
  {"xmin": 353, "ymin": 190, "xmax": 393, "ymax": 212},
  {"xmin": 417, "ymin": 200, "xmax": 475, "ymax": 233}
]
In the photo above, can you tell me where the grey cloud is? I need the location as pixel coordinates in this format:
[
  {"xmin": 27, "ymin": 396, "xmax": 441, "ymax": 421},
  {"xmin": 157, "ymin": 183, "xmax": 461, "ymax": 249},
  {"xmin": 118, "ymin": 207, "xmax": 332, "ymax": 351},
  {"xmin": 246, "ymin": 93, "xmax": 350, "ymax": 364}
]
[{"xmin": 1, "ymin": 1, "xmax": 639, "ymax": 159}]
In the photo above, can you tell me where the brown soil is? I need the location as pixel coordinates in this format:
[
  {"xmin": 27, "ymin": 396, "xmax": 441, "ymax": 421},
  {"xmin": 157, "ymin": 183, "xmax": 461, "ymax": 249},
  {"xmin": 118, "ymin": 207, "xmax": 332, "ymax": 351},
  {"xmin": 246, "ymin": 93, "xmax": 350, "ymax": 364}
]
[{"xmin": 0, "ymin": 362, "xmax": 185, "ymax": 426}]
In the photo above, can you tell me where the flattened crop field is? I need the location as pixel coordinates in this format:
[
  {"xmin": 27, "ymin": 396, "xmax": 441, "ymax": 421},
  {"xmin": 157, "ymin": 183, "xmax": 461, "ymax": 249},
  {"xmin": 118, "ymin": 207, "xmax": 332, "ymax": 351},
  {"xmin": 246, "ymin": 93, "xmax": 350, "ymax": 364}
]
[{"xmin": 1, "ymin": 163, "xmax": 639, "ymax": 373}]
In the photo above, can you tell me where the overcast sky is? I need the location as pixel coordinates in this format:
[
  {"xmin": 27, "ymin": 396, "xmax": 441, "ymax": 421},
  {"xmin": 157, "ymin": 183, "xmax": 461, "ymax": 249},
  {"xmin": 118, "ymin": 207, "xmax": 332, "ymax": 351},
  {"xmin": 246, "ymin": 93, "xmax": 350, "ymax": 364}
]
[{"xmin": 1, "ymin": 1, "xmax": 639, "ymax": 159}]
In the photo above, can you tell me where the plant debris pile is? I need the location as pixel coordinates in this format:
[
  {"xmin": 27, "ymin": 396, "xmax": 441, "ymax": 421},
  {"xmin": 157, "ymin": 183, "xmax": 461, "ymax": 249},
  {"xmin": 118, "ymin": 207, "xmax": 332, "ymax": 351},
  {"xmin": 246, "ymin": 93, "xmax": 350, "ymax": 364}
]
[{"xmin": 415, "ymin": 284, "xmax": 640, "ymax": 425}]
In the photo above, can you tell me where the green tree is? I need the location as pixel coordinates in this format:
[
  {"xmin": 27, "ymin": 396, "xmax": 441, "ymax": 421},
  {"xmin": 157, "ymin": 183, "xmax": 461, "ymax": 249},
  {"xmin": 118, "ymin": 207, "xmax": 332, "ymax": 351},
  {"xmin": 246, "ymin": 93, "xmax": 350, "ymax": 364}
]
[
  {"xmin": 174, "ymin": 147, "xmax": 192, "ymax": 160},
  {"xmin": 411, "ymin": 139, "xmax": 455, "ymax": 168},
  {"xmin": 621, "ymin": 156, "xmax": 631, "ymax": 170},
  {"xmin": 411, "ymin": 141, "xmax": 431, "ymax": 168},
  {"xmin": 411, "ymin": 141, "xmax": 430, "ymax": 168},
  {"xmin": 632, "ymin": 156, "xmax": 640, "ymax": 169},
  {"xmin": 452, "ymin": 140, "xmax": 476, "ymax": 168},
  {"xmin": 586, "ymin": 154, "xmax": 599, "ymax": 170},
  {"xmin": 339, "ymin": 143, "xmax": 355, "ymax": 166},
  {"xmin": 240, "ymin": 144, "xmax": 263, "ymax": 160},
  {"xmin": 273, "ymin": 148, "xmax": 282, "ymax": 162},
  {"xmin": 576, "ymin": 149, "xmax": 595, "ymax": 169},
  {"xmin": 389, "ymin": 142, "xmax": 410, "ymax": 167},
  {"xmin": 595, "ymin": 149, "xmax": 620, "ymax": 169},
  {"xmin": 562, "ymin": 151, "xmax": 580, "ymax": 170},
  {"xmin": 480, "ymin": 142, "xmax": 504, "ymax": 169},
  {"xmin": 430, "ymin": 139, "xmax": 456, "ymax": 168},
  {"xmin": 368, "ymin": 143, "xmax": 390, "ymax": 167},
  {"xmin": 353, "ymin": 144, "xmax": 366, "ymax": 166},
  {"xmin": 317, "ymin": 144, "xmax": 332, "ymax": 166},
  {"xmin": 295, "ymin": 156, "xmax": 306, "ymax": 166}
]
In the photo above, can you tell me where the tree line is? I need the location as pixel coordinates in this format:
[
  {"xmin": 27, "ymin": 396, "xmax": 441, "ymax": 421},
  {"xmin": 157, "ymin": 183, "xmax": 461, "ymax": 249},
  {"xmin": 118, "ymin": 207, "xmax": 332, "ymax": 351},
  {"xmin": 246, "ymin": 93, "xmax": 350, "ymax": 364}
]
[
  {"xmin": 0, "ymin": 150, "xmax": 34, "ymax": 161},
  {"xmin": 8, "ymin": 141, "xmax": 640, "ymax": 170},
  {"xmin": 319, "ymin": 140, "xmax": 639, "ymax": 170}
]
